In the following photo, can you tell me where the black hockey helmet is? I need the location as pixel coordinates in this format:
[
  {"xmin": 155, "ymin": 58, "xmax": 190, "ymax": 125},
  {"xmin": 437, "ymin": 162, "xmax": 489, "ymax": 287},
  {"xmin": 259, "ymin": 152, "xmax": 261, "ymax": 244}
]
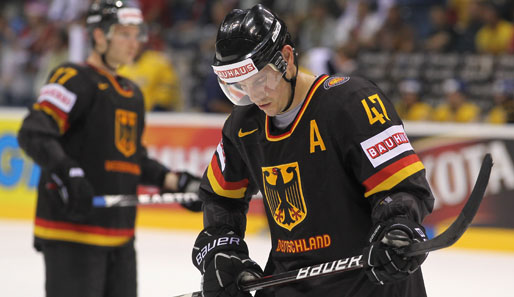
[
  {"xmin": 86, "ymin": 0, "xmax": 147, "ymax": 42},
  {"xmin": 212, "ymin": 4, "xmax": 296, "ymax": 106}
]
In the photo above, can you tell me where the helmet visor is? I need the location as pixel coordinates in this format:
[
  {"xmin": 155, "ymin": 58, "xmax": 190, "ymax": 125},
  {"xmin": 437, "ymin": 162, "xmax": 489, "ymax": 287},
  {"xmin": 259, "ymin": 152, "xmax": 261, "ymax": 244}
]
[
  {"xmin": 115, "ymin": 7, "xmax": 148, "ymax": 42},
  {"xmin": 88, "ymin": 6, "xmax": 148, "ymax": 42},
  {"xmin": 214, "ymin": 62, "xmax": 285, "ymax": 106}
]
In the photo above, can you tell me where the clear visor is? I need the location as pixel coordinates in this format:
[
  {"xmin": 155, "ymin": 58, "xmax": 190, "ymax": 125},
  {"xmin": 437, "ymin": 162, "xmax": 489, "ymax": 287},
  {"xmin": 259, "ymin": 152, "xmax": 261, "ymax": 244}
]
[
  {"xmin": 218, "ymin": 64, "xmax": 285, "ymax": 106},
  {"xmin": 107, "ymin": 23, "xmax": 148, "ymax": 43},
  {"xmin": 116, "ymin": 7, "xmax": 148, "ymax": 42}
]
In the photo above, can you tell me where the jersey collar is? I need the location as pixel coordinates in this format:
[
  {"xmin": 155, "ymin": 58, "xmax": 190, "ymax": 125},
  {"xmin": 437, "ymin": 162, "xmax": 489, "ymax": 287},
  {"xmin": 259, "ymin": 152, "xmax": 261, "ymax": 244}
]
[{"xmin": 265, "ymin": 75, "xmax": 329, "ymax": 142}]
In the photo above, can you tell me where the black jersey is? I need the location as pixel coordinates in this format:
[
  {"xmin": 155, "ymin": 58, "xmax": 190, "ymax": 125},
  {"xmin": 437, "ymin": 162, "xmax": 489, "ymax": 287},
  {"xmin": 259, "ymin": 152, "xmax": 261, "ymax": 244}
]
[
  {"xmin": 199, "ymin": 75, "xmax": 434, "ymax": 297},
  {"xmin": 18, "ymin": 63, "xmax": 168, "ymax": 248}
]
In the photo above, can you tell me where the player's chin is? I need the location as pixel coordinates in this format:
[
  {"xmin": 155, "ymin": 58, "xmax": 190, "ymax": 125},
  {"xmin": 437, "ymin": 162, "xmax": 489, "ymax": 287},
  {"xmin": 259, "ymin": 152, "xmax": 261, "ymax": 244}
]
[
  {"xmin": 261, "ymin": 108, "xmax": 278, "ymax": 117},
  {"xmin": 122, "ymin": 54, "xmax": 137, "ymax": 65},
  {"xmin": 257, "ymin": 103, "xmax": 278, "ymax": 116}
]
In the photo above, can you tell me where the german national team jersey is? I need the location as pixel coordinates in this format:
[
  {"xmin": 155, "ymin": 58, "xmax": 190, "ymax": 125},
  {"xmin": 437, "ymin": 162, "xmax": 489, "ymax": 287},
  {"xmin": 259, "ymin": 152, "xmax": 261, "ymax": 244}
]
[
  {"xmin": 18, "ymin": 63, "xmax": 168, "ymax": 249},
  {"xmin": 199, "ymin": 75, "xmax": 434, "ymax": 297}
]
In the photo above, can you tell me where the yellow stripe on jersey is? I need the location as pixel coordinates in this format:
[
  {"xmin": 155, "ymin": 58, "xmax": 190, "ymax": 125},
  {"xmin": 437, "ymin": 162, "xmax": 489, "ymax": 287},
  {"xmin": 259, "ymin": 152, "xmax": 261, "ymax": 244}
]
[
  {"xmin": 34, "ymin": 226, "xmax": 132, "ymax": 247},
  {"xmin": 34, "ymin": 103, "xmax": 67, "ymax": 134},
  {"xmin": 364, "ymin": 161, "xmax": 425, "ymax": 197},
  {"xmin": 207, "ymin": 162, "xmax": 247, "ymax": 198}
]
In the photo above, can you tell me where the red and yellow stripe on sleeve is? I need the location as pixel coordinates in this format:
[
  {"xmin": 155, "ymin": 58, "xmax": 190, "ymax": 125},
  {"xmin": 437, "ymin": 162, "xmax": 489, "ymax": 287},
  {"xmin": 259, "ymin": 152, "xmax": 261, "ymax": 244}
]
[
  {"xmin": 33, "ymin": 102, "xmax": 69, "ymax": 134},
  {"xmin": 34, "ymin": 218, "xmax": 134, "ymax": 247},
  {"xmin": 363, "ymin": 154, "xmax": 424, "ymax": 197},
  {"xmin": 206, "ymin": 153, "xmax": 249, "ymax": 199}
]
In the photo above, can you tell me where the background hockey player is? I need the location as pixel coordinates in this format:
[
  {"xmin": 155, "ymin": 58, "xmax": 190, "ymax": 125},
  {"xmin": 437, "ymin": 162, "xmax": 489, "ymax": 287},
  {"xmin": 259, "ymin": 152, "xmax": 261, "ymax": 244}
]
[
  {"xmin": 192, "ymin": 4, "xmax": 435, "ymax": 297},
  {"xmin": 17, "ymin": 1, "xmax": 200, "ymax": 296}
]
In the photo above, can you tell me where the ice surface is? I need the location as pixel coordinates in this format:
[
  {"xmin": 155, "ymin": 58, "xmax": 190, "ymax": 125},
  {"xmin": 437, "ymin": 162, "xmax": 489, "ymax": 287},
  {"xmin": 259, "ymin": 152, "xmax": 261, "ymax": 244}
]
[{"xmin": 1, "ymin": 219, "xmax": 513, "ymax": 297}]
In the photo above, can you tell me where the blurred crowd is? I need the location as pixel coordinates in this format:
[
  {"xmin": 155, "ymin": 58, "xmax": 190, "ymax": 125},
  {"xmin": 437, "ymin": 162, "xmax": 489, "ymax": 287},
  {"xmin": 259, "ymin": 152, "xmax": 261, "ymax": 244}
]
[{"xmin": 1, "ymin": 0, "xmax": 514, "ymax": 123}]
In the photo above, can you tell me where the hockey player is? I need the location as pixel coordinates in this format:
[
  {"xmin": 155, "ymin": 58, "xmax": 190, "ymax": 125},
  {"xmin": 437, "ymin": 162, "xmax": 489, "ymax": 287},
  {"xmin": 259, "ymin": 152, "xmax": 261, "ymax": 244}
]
[
  {"xmin": 17, "ymin": 1, "xmax": 200, "ymax": 297},
  {"xmin": 192, "ymin": 4, "xmax": 434, "ymax": 297}
]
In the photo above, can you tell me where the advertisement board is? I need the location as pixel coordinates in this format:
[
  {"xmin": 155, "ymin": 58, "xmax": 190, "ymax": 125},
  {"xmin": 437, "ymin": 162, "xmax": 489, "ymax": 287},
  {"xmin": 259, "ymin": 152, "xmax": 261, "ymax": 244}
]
[
  {"xmin": 0, "ymin": 110, "xmax": 39, "ymax": 219},
  {"xmin": 1, "ymin": 109, "xmax": 513, "ymax": 250},
  {"xmin": 405, "ymin": 123, "xmax": 514, "ymax": 251}
]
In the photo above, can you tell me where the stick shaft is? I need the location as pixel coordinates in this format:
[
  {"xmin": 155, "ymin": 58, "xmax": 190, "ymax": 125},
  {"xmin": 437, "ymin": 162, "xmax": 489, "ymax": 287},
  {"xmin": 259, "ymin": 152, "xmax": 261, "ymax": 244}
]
[
  {"xmin": 173, "ymin": 154, "xmax": 492, "ymax": 296},
  {"xmin": 240, "ymin": 255, "xmax": 363, "ymax": 291},
  {"xmin": 93, "ymin": 192, "xmax": 199, "ymax": 207},
  {"xmin": 175, "ymin": 255, "xmax": 364, "ymax": 297}
]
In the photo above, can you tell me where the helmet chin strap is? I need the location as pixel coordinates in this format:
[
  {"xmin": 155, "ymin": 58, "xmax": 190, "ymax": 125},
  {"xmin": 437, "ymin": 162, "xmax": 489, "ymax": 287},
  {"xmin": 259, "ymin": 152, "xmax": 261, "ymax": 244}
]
[
  {"xmin": 101, "ymin": 54, "xmax": 118, "ymax": 72},
  {"xmin": 99, "ymin": 39, "xmax": 118, "ymax": 72},
  {"xmin": 280, "ymin": 52, "xmax": 299, "ymax": 114}
]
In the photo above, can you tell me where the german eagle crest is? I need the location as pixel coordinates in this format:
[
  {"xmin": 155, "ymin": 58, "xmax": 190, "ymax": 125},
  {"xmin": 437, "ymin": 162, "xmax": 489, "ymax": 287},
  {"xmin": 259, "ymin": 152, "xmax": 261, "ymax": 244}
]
[{"xmin": 262, "ymin": 162, "xmax": 307, "ymax": 231}]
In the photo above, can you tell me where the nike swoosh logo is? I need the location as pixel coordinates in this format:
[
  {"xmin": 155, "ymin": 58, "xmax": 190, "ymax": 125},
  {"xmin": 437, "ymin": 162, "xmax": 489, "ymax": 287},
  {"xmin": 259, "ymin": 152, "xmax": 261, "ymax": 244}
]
[
  {"xmin": 98, "ymin": 83, "xmax": 109, "ymax": 90},
  {"xmin": 238, "ymin": 128, "xmax": 258, "ymax": 138}
]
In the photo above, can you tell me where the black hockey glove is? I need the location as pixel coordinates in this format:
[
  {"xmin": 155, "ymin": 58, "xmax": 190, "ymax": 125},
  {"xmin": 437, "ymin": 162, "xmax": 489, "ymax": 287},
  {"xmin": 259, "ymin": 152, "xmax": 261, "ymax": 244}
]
[
  {"xmin": 363, "ymin": 217, "xmax": 428, "ymax": 285},
  {"xmin": 50, "ymin": 159, "xmax": 94, "ymax": 220},
  {"xmin": 176, "ymin": 171, "xmax": 202, "ymax": 212},
  {"xmin": 192, "ymin": 227, "xmax": 263, "ymax": 297}
]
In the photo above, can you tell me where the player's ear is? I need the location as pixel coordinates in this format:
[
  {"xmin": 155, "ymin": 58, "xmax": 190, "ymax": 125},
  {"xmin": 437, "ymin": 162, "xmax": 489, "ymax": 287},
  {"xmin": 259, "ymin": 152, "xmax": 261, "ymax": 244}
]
[
  {"xmin": 281, "ymin": 45, "xmax": 295, "ymax": 76},
  {"xmin": 281, "ymin": 45, "xmax": 294, "ymax": 65},
  {"xmin": 92, "ymin": 28, "xmax": 108, "ymax": 52}
]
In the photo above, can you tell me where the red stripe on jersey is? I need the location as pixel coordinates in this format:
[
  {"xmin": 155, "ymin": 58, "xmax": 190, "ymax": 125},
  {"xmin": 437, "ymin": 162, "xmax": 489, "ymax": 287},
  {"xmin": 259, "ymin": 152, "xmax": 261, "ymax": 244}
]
[
  {"xmin": 209, "ymin": 153, "xmax": 249, "ymax": 190},
  {"xmin": 35, "ymin": 217, "xmax": 135, "ymax": 237},
  {"xmin": 363, "ymin": 154, "xmax": 421, "ymax": 192},
  {"xmin": 35, "ymin": 101, "xmax": 70, "ymax": 133},
  {"xmin": 39, "ymin": 101, "xmax": 69, "ymax": 122}
]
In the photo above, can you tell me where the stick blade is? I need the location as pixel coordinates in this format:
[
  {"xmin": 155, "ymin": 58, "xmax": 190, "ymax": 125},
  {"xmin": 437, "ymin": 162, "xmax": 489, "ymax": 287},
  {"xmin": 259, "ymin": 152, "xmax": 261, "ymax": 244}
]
[{"xmin": 401, "ymin": 153, "xmax": 493, "ymax": 256}]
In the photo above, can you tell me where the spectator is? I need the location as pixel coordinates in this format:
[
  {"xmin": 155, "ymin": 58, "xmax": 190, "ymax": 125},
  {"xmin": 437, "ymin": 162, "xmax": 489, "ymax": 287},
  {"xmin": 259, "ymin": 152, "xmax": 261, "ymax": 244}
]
[
  {"xmin": 475, "ymin": 2, "xmax": 514, "ymax": 54},
  {"xmin": 33, "ymin": 26, "xmax": 69, "ymax": 95},
  {"xmin": 432, "ymin": 78, "xmax": 481, "ymax": 122},
  {"xmin": 117, "ymin": 45, "xmax": 184, "ymax": 111},
  {"xmin": 453, "ymin": 0, "xmax": 482, "ymax": 53},
  {"xmin": 372, "ymin": 4, "xmax": 416, "ymax": 52},
  {"xmin": 395, "ymin": 79, "xmax": 433, "ymax": 121},
  {"xmin": 262, "ymin": 0, "xmax": 311, "ymax": 18},
  {"xmin": 297, "ymin": 1, "xmax": 337, "ymax": 52},
  {"xmin": 333, "ymin": 0, "xmax": 383, "ymax": 50},
  {"xmin": 47, "ymin": 0, "xmax": 89, "ymax": 24},
  {"xmin": 330, "ymin": 43, "xmax": 360, "ymax": 75},
  {"xmin": 202, "ymin": 71, "xmax": 233, "ymax": 113},
  {"xmin": 138, "ymin": 0, "xmax": 170, "ymax": 27},
  {"xmin": 485, "ymin": 78, "xmax": 514, "ymax": 124},
  {"xmin": 1, "ymin": 1, "xmax": 51, "ymax": 106},
  {"xmin": 194, "ymin": 0, "xmax": 239, "ymax": 112},
  {"xmin": 301, "ymin": 43, "xmax": 360, "ymax": 76},
  {"xmin": 424, "ymin": 4, "xmax": 457, "ymax": 52},
  {"xmin": 448, "ymin": 0, "xmax": 472, "ymax": 28}
]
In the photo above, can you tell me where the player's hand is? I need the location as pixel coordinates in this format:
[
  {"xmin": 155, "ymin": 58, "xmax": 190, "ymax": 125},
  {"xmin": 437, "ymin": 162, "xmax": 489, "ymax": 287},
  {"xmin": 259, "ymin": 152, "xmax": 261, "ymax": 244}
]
[
  {"xmin": 192, "ymin": 228, "xmax": 263, "ymax": 297},
  {"xmin": 203, "ymin": 251, "xmax": 262, "ymax": 297},
  {"xmin": 51, "ymin": 159, "xmax": 94, "ymax": 220},
  {"xmin": 163, "ymin": 171, "xmax": 202, "ymax": 211},
  {"xmin": 363, "ymin": 217, "xmax": 428, "ymax": 285}
]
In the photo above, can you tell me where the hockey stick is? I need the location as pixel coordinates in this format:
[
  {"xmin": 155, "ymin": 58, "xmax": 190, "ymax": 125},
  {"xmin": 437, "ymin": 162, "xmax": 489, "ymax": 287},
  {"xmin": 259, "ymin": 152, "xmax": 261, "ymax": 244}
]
[
  {"xmin": 397, "ymin": 153, "xmax": 492, "ymax": 256},
  {"xmin": 174, "ymin": 153, "xmax": 493, "ymax": 297},
  {"xmin": 93, "ymin": 192, "xmax": 199, "ymax": 207}
]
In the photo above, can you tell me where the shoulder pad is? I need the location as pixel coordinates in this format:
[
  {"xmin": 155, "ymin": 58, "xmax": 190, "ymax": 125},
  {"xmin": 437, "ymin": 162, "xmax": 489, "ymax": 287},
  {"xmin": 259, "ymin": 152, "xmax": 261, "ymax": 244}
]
[
  {"xmin": 45, "ymin": 63, "xmax": 89, "ymax": 88},
  {"xmin": 36, "ymin": 63, "xmax": 92, "ymax": 116}
]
